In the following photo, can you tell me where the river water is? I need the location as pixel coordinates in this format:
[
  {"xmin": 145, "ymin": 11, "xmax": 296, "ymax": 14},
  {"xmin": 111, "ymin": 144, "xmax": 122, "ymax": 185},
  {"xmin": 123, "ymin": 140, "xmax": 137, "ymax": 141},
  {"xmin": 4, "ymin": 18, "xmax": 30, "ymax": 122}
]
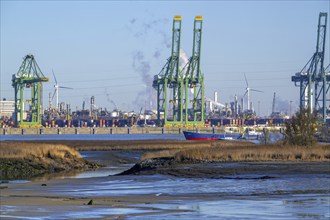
[
  {"xmin": 1, "ymin": 134, "xmax": 329, "ymax": 219},
  {"xmin": 2, "ymin": 169, "xmax": 329, "ymax": 219}
]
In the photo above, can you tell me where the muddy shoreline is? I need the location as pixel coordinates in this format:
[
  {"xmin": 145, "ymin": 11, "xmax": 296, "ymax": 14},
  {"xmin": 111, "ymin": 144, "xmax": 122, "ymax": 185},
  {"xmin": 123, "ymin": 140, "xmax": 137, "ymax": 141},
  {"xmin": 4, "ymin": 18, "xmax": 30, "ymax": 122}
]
[
  {"xmin": 1, "ymin": 158, "xmax": 329, "ymax": 219},
  {"xmin": 69, "ymin": 146, "xmax": 330, "ymax": 178},
  {"xmin": 1, "ymin": 143, "xmax": 329, "ymax": 219},
  {"xmin": 119, "ymin": 158, "xmax": 330, "ymax": 177},
  {"xmin": 1, "ymin": 139, "xmax": 329, "ymax": 180}
]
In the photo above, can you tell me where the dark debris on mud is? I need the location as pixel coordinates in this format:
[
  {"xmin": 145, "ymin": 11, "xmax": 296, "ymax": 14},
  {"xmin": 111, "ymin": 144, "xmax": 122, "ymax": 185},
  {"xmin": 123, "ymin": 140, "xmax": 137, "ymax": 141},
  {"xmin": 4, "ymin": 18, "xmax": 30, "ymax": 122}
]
[{"xmin": 117, "ymin": 157, "xmax": 330, "ymax": 178}]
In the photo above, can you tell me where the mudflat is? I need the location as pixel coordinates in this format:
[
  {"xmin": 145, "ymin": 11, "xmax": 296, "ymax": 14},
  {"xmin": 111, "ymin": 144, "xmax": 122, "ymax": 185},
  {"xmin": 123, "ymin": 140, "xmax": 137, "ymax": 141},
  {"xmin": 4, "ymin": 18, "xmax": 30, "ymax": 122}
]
[
  {"xmin": 1, "ymin": 143, "xmax": 329, "ymax": 219},
  {"xmin": 1, "ymin": 160, "xmax": 329, "ymax": 218},
  {"xmin": 1, "ymin": 139, "xmax": 329, "ymax": 180},
  {"xmin": 119, "ymin": 159, "xmax": 330, "ymax": 177}
]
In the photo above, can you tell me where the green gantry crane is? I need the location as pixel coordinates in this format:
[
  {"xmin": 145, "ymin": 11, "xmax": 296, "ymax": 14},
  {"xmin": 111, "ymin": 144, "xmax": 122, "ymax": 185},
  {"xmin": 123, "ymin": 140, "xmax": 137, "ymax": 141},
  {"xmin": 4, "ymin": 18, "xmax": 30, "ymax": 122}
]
[
  {"xmin": 153, "ymin": 16, "xmax": 205, "ymax": 127},
  {"xmin": 184, "ymin": 16, "xmax": 205, "ymax": 125},
  {"xmin": 153, "ymin": 15, "xmax": 183, "ymax": 126},
  {"xmin": 12, "ymin": 54, "xmax": 49, "ymax": 127}
]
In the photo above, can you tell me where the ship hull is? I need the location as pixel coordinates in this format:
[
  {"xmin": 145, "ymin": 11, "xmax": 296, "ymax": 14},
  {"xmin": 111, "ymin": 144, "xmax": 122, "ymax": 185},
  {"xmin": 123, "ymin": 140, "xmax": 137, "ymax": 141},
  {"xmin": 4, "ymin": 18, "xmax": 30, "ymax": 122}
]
[{"xmin": 183, "ymin": 131, "xmax": 242, "ymax": 141}]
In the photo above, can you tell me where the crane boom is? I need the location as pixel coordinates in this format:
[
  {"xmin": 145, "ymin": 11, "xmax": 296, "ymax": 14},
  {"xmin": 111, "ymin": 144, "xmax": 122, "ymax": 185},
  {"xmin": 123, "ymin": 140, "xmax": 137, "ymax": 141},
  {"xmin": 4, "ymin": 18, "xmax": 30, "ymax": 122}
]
[
  {"xmin": 291, "ymin": 12, "xmax": 328, "ymax": 122},
  {"xmin": 12, "ymin": 54, "xmax": 49, "ymax": 127}
]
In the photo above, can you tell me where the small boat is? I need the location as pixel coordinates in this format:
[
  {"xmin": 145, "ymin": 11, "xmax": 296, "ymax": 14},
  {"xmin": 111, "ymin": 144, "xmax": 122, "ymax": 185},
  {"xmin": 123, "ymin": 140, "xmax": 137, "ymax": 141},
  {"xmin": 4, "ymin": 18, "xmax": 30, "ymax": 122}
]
[
  {"xmin": 183, "ymin": 131, "xmax": 242, "ymax": 141},
  {"xmin": 242, "ymin": 128, "xmax": 263, "ymax": 140}
]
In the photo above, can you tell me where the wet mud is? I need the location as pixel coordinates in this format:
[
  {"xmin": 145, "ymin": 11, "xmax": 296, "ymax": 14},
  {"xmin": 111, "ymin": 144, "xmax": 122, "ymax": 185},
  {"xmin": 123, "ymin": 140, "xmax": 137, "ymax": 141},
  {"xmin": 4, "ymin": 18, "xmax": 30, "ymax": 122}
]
[{"xmin": 119, "ymin": 158, "xmax": 330, "ymax": 178}]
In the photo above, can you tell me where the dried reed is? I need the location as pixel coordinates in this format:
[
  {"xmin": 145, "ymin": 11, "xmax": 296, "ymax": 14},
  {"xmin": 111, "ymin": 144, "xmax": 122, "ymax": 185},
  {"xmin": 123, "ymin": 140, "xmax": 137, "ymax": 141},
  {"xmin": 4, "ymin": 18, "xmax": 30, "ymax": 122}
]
[
  {"xmin": 0, "ymin": 142, "xmax": 81, "ymax": 160},
  {"xmin": 173, "ymin": 144, "xmax": 330, "ymax": 162}
]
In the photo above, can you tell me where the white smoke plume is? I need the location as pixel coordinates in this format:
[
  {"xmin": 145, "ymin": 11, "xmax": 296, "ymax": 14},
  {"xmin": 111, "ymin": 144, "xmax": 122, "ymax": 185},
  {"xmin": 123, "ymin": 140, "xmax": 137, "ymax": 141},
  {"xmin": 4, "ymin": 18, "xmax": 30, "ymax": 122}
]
[
  {"xmin": 132, "ymin": 51, "xmax": 156, "ymax": 110},
  {"xmin": 128, "ymin": 16, "xmax": 171, "ymax": 111},
  {"xmin": 129, "ymin": 18, "xmax": 169, "ymax": 42},
  {"xmin": 105, "ymin": 89, "xmax": 117, "ymax": 110},
  {"xmin": 153, "ymin": 50, "xmax": 161, "ymax": 59},
  {"xmin": 274, "ymin": 96, "xmax": 290, "ymax": 114},
  {"xmin": 179, "ymin": 48, "xmax": 190, "ymax": 74},
  {"xmin": 159, "ymin": 30, "xmax": 171, "ymax": 48}
]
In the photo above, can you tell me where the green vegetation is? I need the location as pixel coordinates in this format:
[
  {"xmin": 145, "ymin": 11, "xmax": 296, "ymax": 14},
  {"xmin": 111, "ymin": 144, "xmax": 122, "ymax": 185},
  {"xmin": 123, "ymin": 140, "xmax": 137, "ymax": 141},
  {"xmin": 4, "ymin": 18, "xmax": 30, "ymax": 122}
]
[
  {"xmin": 316, "ymin": 124, "xmax": 330, "ymax": 143},
  {"xmin": 260, "ymin": 128, "xmax": 271, "ymax": 145},
  {"xmin": 284, "ymin": 109, "xmax": 318, "ymax": 146}
]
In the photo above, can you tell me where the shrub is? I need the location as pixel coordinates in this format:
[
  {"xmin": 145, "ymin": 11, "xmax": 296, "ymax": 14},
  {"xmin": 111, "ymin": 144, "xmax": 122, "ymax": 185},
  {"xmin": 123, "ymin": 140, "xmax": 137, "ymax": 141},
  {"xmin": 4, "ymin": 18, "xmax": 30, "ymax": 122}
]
[{"xmin": 284, "ymin": 108, "xmax": 318, "ymax": 146}]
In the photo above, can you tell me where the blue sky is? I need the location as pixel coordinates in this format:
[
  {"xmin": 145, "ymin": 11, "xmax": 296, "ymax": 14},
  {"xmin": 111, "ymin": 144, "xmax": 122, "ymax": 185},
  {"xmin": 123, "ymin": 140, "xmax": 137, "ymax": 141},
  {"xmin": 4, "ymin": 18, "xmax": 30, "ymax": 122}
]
[{"xmin": 1, "ymin": 0, "xmax": 329, "ymax": 116}]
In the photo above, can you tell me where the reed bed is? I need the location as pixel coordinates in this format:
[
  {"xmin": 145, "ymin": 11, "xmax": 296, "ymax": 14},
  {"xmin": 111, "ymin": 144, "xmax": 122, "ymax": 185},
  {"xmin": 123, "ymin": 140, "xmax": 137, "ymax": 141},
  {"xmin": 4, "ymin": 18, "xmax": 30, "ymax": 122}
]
[
  {"xmin": 0, "ymin": 142, "xmax": 81, "ymax": 160},
  {"xmin": 173, "ymin": 144, "xmax": 330, "ymax": 162},
  {"xmin": 10, "ymin": 140, "xmax": 214, "ymax": 151},
  {"xmin": 2, "ymin": 140, "xmax": 329, "ymax": 163},
  {"xmin": 141, "ymin": 149, "xmax": 182, "ymax": 161},
  {"xmin": 0, "ymin": 142, "xmax": 98, "ymax": 179},
  {"xmin": 138, "ymin": 141, "xmax": 330, "ymax": 162}
]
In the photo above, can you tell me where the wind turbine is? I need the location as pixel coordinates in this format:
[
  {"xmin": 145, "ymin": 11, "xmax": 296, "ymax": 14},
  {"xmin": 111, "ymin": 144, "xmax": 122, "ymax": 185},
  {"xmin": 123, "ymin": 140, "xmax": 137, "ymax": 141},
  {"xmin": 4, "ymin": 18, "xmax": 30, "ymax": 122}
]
[
  {"xmin": 242, "ymin": 73, "xmax": 263, "ymax": 111},
  {"xmin": 52, "ymin": 70, "xmax": 73, "ymax": 110}
]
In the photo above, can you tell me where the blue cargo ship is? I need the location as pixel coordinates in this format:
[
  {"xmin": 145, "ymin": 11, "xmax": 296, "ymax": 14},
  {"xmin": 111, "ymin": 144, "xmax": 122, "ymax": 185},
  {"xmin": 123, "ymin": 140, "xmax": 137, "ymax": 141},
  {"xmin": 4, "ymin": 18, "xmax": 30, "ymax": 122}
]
[{"xmin": 183, "ymin": 131, "xmax": 242, "ymax": 140}]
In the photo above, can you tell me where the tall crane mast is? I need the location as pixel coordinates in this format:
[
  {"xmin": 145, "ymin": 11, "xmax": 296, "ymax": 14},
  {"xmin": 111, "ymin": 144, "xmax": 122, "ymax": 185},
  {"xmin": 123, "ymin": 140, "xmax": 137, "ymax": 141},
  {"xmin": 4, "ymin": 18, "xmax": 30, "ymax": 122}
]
[
  {"xmin": 153, "ymin": 15, "xmax": 205, "ymax": 127},
  {"xmin": 325, "ymin": 64, "xmax": 330, "ymax": 114},
  {"xmin": 314, "ymin": 13, "xmax": 328, "ymax": 121},
  {"xmin": 12, "ymin": 54, "xmax": 49, "ymax": 127},
  {"xmin": 184, "ymin": 16, "xmax": 205, "ymax": 124},
  {"xmin": 292, "ymin": 12, "xmax": 328, "ymax": 122},
  {"xmin": 168, "ymin": 15, "xmax": 183, "ymax": 123},
  {"xmin": 153, "ymin": 15, "xmax": 182, "ymax": 126}
]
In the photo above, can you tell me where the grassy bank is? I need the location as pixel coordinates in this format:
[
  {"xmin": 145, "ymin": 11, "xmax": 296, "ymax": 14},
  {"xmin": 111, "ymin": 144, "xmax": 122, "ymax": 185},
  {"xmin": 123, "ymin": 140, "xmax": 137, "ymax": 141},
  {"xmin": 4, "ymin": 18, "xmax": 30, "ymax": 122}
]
[
  {"xmin": 119, "ymin": 142, "xmax": 330, "ymax": 176},
  {"xmin": 3, "ymin": 140, "xmax": 329, "ymax": 162},
  {"xmin": 11, "ymin": 139, "xmax": 252, "ymax": 151},
  {"xmin": 0, "ymin": 142, "xmax": 99, "ymax": 180},
  {"xmin": 172, "ymin": 143, "xmax": 330, "ymax": 162},
  {"xmin": 131, "ymin": 141, "xmax": 330, "ymax": 162},
  {"xmin": 1, "ymin": 140, "xmax": 329, "ymax": 179}
]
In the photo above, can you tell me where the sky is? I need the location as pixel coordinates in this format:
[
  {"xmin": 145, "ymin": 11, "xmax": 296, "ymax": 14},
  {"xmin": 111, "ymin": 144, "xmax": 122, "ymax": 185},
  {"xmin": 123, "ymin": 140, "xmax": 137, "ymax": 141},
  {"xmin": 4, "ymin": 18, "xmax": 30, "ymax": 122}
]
[{"xmin": 1, "ymin": 0, "xmax": 329, "ymax": 117}]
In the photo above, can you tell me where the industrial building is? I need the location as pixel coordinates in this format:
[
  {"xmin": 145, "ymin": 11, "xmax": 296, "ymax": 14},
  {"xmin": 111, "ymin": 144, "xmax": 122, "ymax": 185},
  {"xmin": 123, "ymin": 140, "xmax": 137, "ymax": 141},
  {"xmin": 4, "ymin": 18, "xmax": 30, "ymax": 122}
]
[
  {"xmin": 2, "ymin": 13, "xmax": 329, "ymax": 129},
  {"xmin": 0, "ymin": 99, "xmax": 15, "ymax": 119}
]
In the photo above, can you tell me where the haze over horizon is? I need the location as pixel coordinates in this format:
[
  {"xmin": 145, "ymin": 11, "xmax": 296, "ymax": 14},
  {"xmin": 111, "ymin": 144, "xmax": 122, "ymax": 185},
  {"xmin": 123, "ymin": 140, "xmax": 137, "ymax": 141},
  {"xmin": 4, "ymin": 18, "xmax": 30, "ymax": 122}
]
[{"xmin": 1, "ymin": 1, "xmax": 329, "ymax": 117}]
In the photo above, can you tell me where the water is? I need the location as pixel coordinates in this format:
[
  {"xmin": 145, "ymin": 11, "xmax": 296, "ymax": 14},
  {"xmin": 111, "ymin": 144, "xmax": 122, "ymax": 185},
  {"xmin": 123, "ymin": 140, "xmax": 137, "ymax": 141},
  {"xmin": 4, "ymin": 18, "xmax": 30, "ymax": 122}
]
[
  {"xmin": 2, "ymin": 174, "xmax": 329, "ymax": 219},
  {"xmin": 1, "ymin": 136, "xmax": 329, "ymax": 219},
  {"xmin": 1, "ymin": 205, "xmax": 158, "ymax": 219},
  {"xmin": 51, "ymin": 174, "xmax": 329, "ymax": 197}
]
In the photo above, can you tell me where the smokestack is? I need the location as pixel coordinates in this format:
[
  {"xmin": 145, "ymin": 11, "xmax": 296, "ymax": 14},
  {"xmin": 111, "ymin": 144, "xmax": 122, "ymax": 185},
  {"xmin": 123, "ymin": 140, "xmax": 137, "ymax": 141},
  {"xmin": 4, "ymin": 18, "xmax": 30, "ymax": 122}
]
[
  {"xmin": 235, "ymin": 95, "xmax": 238, "ymax": 116},
  {"xmin": 272, "ymin": 92, "xmax": 276, "ymax": 114},
  {"xmin": 214, "ymin": 91, "xmax": 218, "ymax": 103}
]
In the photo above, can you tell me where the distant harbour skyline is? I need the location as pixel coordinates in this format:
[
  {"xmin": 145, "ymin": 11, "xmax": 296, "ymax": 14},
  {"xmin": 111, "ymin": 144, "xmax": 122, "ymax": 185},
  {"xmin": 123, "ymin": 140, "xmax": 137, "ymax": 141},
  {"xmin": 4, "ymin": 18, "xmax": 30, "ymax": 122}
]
[{"xmin": 1, "ymin": 1, "xmax": 329, "ymax": 116}]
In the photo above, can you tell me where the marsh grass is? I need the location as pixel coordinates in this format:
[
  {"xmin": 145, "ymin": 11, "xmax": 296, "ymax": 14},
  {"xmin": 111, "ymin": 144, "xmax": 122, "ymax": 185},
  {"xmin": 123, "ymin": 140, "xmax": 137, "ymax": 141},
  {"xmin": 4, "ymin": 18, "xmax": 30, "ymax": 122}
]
[
  {"xmin": 12, "ymin": 140, "xmax": 214, "ymax": 151},
  {"xmin": 138, "ymin": 141, "xmax": 330, "ymax": 162},
  {"xmin": 0, "ymin": 142, "xmax": 98, "ymax": 179},
  {"xmin": 2, "ymin": 140, "xmax": 329, "ymax": 163},
  {"xmin": 0, "ymin": 142, "xmax": 81, "ymax": 160},
  {"xmin": 173, "ymin": 143, "xmax": 330, "ymax": 162}
]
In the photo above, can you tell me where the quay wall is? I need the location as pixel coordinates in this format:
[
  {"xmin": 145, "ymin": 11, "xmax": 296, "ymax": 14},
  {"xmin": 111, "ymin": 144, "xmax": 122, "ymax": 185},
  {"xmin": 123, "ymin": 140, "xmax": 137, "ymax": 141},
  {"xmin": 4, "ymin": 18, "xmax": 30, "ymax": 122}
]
[
  {"xmin": 0, "ymin": 126, "xmax": 283, "ymax": 136},
  {"xmin": 0, "ymin": 127, "xmax": 227, "ymax": 136}
]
